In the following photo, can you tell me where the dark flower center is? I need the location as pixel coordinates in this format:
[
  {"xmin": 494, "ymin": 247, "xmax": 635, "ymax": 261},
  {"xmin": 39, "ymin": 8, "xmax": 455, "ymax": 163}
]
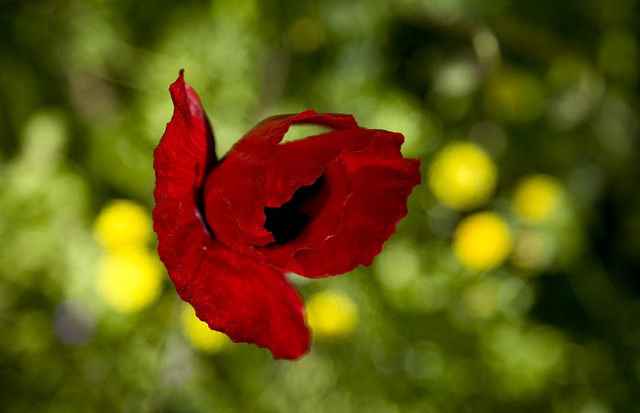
[{"xmin": 264, "ymin": 174, "xmax": 325, "ymax": 244}]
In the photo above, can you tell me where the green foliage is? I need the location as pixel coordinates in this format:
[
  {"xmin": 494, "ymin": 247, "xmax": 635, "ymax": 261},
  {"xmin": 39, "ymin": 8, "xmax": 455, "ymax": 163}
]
[{"xmin": 1, "ymin": 0, "xmax": 640, "ymax": 412}]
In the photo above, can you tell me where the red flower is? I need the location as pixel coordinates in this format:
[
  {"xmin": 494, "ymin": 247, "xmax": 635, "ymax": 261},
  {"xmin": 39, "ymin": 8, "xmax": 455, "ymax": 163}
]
[{"xmin": 153, "ymin": 70, "xmax": 421, "ymax": 360}]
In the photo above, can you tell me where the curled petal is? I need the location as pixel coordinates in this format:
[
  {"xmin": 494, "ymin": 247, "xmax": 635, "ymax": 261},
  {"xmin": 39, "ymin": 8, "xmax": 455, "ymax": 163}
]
[
  {"xmin": 203, "ymin": 111, "xmax": 369, "ymax": 251},
  {"xmin": 179, "ymin": 238, "xmax": 309, "ymax": 360},
  {"xmin": 153, "ymin": 70, "xmax": 217, "ymax": 282},
  {"xmin": 154, "ymin": 72, "xmax": 308, "ymax": 359},
  {"xmin": 266, "ymin": 128, "xmax": 372, "ymax": 207},
  {"xmin": 290, "ymin": 131, "xmax": 422, "ymax": 277},
  {"xmin": 259, "ymin": 157, "xmax": 353, "ymax": 269},
  {"xmin": 203, "ymin": 112, "xmax": 421, "ymax": 278}
]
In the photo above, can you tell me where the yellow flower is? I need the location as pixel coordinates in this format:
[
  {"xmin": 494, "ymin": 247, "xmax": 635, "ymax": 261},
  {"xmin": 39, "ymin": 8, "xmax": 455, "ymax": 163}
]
[
  {"xmin": 428, "ymin": 142, "xmax": 497, "ymax": 210},
  {"xmin": 97, "ymin": 249, "xmax": 163, "ymax": 313},
  {"xmin": 306, "ymin": 290, "xmax": 358, "ymax": 339},
  {"xmin": 181, "ymin": 305, "xmax": 231, "ymax": 353},
  {"xmin": 512, "ymin": 175, "xmax": 562, "ymax": 222},
  {"xmin": 94, "ymin": 199, "xmax": 153, "ymax": 251},
  {"xmin": 453, "ymin": 212, "xmax": 512, "ymax": 271}
]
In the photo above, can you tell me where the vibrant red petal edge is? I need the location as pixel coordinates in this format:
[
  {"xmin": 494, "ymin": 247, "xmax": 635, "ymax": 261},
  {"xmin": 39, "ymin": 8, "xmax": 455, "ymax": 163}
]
[
  {"xmin": 290, "ymin": 131, "xmax": 422, "ymax": 277},
  {"xmin": 205, "ymin": 113, "xmax": 421, "ymax": 278},
  {"xmin": 202, "ymin": 111, "xmax": 366, "ymax": 252},
  {"xmin": 153, "ymin": 70, "xmax": 309, "ymax": 360}
]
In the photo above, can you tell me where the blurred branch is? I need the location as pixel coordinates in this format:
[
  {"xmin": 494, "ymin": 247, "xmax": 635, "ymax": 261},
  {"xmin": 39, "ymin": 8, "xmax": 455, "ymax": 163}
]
[
  {"xmin": 490, "ymin": 16, "xmax": 592, "ymax": 64},
  {"xmin": 401, "ymin": 10, "xmax": 595, "ymax": 67},
  {"xmin": 255, "ymin": 48, "xmax": 290, "ymax": 118}
]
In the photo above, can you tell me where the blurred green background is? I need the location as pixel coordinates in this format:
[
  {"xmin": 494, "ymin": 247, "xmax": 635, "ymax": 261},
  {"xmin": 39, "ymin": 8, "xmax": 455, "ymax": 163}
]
[{"xmin": 1, "ymin": 0, "xmax": 640, "ymax": 412}]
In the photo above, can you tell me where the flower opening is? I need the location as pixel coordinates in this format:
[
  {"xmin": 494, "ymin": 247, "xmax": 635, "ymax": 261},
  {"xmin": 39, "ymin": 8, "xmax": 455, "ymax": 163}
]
[{"xmin": 152, "ymin": 71, "xmax": 421, "ymax": 359}]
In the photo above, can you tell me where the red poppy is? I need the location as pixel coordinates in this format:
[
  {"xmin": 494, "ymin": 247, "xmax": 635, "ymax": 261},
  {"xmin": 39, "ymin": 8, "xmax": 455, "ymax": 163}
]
[{"xmin": 153, "ymin": 70, "xmax": 421, "ymax": 360}]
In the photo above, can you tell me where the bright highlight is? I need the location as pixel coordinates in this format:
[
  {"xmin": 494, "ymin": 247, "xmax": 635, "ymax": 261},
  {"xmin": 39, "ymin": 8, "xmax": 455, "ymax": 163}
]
[
  {"xmin": 94, "ymin": 199, "xmax": 153, "ymax": 251},
  {"xmin": 512, "ymin": 175, "xmax": 562, "ymax": 222},
  {"xmin": 97, "ymin": 249, "xmax": 163, "ymax": 313},
  {"xmin": 429, "ymin": 142, "xmax": 497, "ymax": 210},
  {"xmin": 306, "ymin": 290, "xmax": 359, "ymax": 339},
  {"xmin": 453, "ymin": 211, "xmax": 512, "ymax": 271}
]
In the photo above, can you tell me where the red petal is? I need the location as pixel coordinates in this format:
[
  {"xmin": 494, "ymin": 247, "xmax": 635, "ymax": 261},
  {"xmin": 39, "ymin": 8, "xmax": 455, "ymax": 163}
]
[
  {"xmin": 203, "ymin": 111, "xmax": 367, "ymax": 251},
  {"xmin": 266, "ymin": 128, "xmax": 372, "ymax": 207},
  {"xmin": 180, "ymin": 237, "xmax": 309, "ymax": 360},
  {"xmin": 203, "ymin": 112, "xmax": 420, "ymax": 278},
  {"xmin": 153, "ymin": 72, "xmax": 308, "ymax": 359},
  {"xmin": 290, "ymin": 131, "xmax": 421, "ymax": 277},
  {"xmin": 258, "ymin": 157, "xmax": 353, "ymax": 269},
  {"xmin": 153, "ymin": 70, "xmax": 217, "ymax": 283}
]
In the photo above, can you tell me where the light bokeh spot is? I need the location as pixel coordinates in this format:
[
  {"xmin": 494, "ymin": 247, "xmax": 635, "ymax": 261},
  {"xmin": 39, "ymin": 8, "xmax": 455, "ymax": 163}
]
[
  {"xmin": 374, "ymin": 239, "xmax": 421, "ymax": 291},
  {"xmin": 453, "ymin": 211, "xmax": 512, "ymax": 271},
  {"xmin": 483, "ymin": 323, "xmax": 566, "ymax": 397},
  {"xmin": 512, "ymin": 229, "xmax": 555, "ymax": 270},
  {"xmin": 462, "ymin": 281, "xmax": 499, "ymax": 319},
  {"xmin": 94, "ymin": 199, "xmax": 154, "ymax": 251},
  {"xmin": 97, "ymin": 249, "xmax": 163, "ymax": 313},
  {"xmin": 429, "ymin": 142, "xmax": 498, "ymax": 210},
  {"xmin": 306, "ymin": 290, "xmax": 359, "ymax": 339},
  {"xmin": 512, "ymin": 174, "xmax": 562, "ymax": 222}
]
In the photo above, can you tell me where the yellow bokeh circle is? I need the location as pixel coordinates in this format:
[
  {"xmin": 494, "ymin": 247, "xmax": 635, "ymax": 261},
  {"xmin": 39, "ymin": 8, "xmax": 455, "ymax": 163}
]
[
  {"xmin": 453, "ymin": 211, "xmax": 512, "ymax": 271},
  {"xmin": 512, "ymin": 174, "xmax": 562, "ymax": 222},
  {"xmin": 97, "ymin": 249, "xmax": 163, "ymax": 313},
  {"xmin": 181, "ymin": 305, "xmax": 231, "ymax": 354},
  {"xmin": 306, "ymin": 290, "xmax": 359, "ymax": 339},
  {"xmin": 94, "ymin": 199, "xmax": 153, "ymax": 251},
  {"xmin": 428, "ymin": 142, "xmax": 498, "ymax": 210}
]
